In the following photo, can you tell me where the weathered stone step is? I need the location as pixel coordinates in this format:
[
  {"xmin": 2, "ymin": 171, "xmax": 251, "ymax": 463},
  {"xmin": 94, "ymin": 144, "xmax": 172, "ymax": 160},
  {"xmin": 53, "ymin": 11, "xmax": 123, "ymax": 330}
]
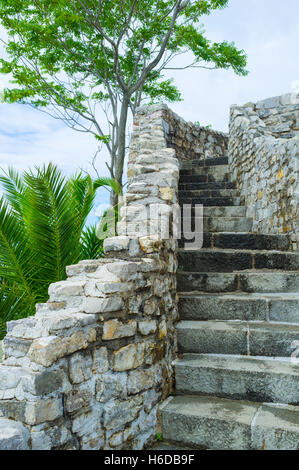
[
  {"xmin": 179, "ymin": 292, "xmax": 299, "ymax": 323},
  {"xmin": 180, "ymin": 232, "xmax": 290, "ymax": 250},
  {"xmin": 177, "ymin": 320, "xmax": 299, "ymax": 357},
  {"xmin": 180, "ymin": 165, "xmax": 229, "ymax": 179},
  {"xmin": 177, "ymin": 271, "xmax": 299, "ymax": 293},
  {"xmin": 203, "ymin": 206, "xmax": 246, "ymax": 217},
  {"xmin": 178, "ymin": 232, "xmax": 290, "ymax": 250},
  {"xmin": 179, "ymin": 189, "xmax": 238, "ymax": 198},
  {"xmin": 179, "ymin": 197, "xmax": 241, "ymax": 207},
  {"xmin": 179, "ymin": 174, "xmax": 229, "ymax": 183},
  {"xmin": 161, "ymin": 395, "xmax": 299, "ymax": 450},
  {"xmin": 179, "ymin": 181, "xmax": 236, "ymax": 191},
  {"xmin": 202, "ymin": 217, "xmax": 253, "ymax": 232},
  {"xmin": 179, "ymin": 218, "xmax": 253, "ymax": 235},
  {"xmin": 181, "ymin": 156, "xmax": 228, "ymax": 169},
  {"xmin": 175, "ymin": 354, "xmax": 299, "ymax": 405},
  {"xmin": 179, "ymin": 249, "xmax": 299, "ymax": 272},
  {"xmin": 211, "ymin": 233, "xmax": 290, "ymax": 250}
]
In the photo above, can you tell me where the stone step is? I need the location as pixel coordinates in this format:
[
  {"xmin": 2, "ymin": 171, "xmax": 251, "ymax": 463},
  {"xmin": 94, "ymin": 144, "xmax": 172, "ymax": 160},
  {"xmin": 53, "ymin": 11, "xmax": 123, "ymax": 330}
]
[
  {"xmin": 179, "ymin": 174, "xmax": 230, "ymax": 183},
  {"xmin": 179, "ymin": 181, "xmax": 236, "ymax": 191},
  {"xmin": 179, "ymin": 292, "xmax": 299, "ymax": 323},
  {"xmin": 177, "ymin": 271, "xmax": 299, "ymax": 293},
  {"xmin": 177, "ymin": 320, "xmax": 299, "ymax": 357},
  {"xmin": 211, "ymin": 233, "xmax": 290, "ymax": 250},
  {"xmin": 161, "ymin": 395, "xmax": 299, "ymax": 450},
  {"xmin": 179, "ymin": 189, "xmax": 239, "ymax": 198},
  {"xmin": 179, "ymin": 232, "xmax": 290, "ymax": 250},
  {"xmin": 179, "ymin": 197, "xmax": 241, "ymax": 207},
  {"xmin": 203, "ymin": 206, "xmax": 246, "ymax": 217},
  {"xmin": 181, "ymin": 156, "xmax": 228, "ymax": 169},
  {"xmin": 203, "ymin": 218, "xmax": 253, "ymax": 232},
  {"xmin": 178, "ymin": 249, "xmax": 299, "ymax": 272},
  {"xmin": 175, "ymin": 354, "xmax": 299, "ymax": 405},
  {"xmin": 179, "ymin": 218, "xmax": 253, "ymax": 235},
  {"xmin": 180, "ymin": 165, "xmax": 229, "ymax": 178}
]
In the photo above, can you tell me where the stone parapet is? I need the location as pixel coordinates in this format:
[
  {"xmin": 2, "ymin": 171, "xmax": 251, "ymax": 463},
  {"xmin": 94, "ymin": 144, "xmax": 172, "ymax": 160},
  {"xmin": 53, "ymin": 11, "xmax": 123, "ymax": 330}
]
[{"xmin": 229, "ymin": 94, "xmax": 299, "ymax": 250}]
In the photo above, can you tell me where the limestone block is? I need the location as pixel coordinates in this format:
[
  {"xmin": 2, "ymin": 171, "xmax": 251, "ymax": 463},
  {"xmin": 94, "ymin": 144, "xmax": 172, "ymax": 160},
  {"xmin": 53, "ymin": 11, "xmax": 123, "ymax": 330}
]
[
  {"xmin": 113, "ymin": 343, "xmax": 145, "ymax": 371},
  {"xmin": 2, "ymin": 337, "xmax": 32, "ymax": 359},
  {"xmin": 71, "ymin": 407, "xmax": 104, "ymax": 438},
  {"xmin": 104, "ymin": 236, "xmax": 130, "ymax": 253},
  {"xmin": 0, "ymin": 365, "xmax": 26, "ymax": 391},
  {"xmin": 48, "ymin": 280, "xmax": 86, "ymax": 298},
  {"xmin": 103, "ymin": 395, "xmax": 143, "ymax": 430},
  {"xmin": 65, "ymin": 388, "xmax": 92, "ymax": 414},
  {"xmin": 82, "ymin": 296, "xmax": 124, "ymax": 314},
  {"xmin": 95, "ymin": 372, "xmax": 127, "ymax": 403},
  {"xmin": 127, "ymin": 368, "xmax": 155, "ymax": 394},
  {"xmin": 24, "ymin": 398, "xmax": 63, "ymax": 425},
  {"xmin": 138, "ymin": 320, "xmax": 157, "ymax": 336},
  {"xmin": 139, "ymin": 235, "xmax": 162, "ymax": 253},
  {"xmin": 31, "ymin": 423, "xmax": 72, "ymax": 450},
  {"xmin": 0, "ymin": 418, "xmax": 29, "ymax": 450},
  {"xmin": 92, "ymin": 347, "xmax": 109, "ymax": 374},
  {"xmin": 22, "ymin": 368, "xmax": 67, "ymax": 396},
  {"xmin": 103, "ymin": 319, "xmax": 137, "ymax": 340},
  {"xmin": 28, "ymin": 331, "xmax": 89, "ymax": 367},
  {"xmin": 69, "ymin": 351, "xmax": 93, "ymax": 384}
]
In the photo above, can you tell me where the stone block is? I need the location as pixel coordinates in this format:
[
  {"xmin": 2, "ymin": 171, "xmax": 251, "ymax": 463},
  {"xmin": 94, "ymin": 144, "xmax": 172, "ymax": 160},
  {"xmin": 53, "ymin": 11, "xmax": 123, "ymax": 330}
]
[
  {"xmin": 104, "ymin": 236, "xmax": 130, "ymax": 253},
  {"xmin": 95, "ymin": 372, "xmax": 127, "ymax": 403},
  {"xmin": 0, "ymin": 418, "xmax": 29, "ymax": 450},
  {"xmin": 113, "ymin": 343, "xmax": 145, "ymax": 372},
  {"xmin": 103, "ymin": 319, "xmax": 137, "ymax": 340},
  {"xmin": 127, "ymin": 368, "xmax": 155, "ymax": 394},
  {"xmin": 103, "ymin": 395, "xmax": 143, "ymax": 430},
  {"xmin": 31, "ymin": 423, "xmax": 73, "ymax": 450},
  {"xmin": 82, "ymin": 296, "xmax": 124, "ymax": 314},
  {"xmin": 92, "ymin": 347, "xmax": 109, "ymax": 374},
  {"xmin": 138, "ymin": 320, "xmax": 157, "ymax": 336},
  {"xmin": 65, "ymin": 389, "xmax": 92, "ymax": 414},
  {"xmin": 24, "ymin": 399, "xmax": 63, "ymax": 425},
  {"xmin": 69, "ymin": 351, "xmax": 92, "ymax": 384}
]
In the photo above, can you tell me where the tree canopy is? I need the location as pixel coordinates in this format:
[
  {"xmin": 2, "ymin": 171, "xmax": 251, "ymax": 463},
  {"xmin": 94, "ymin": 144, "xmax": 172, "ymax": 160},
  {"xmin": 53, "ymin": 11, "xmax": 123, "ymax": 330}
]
[{"xmin": 0, "ymin": 0, "xmax": 247, "ymax": 197}]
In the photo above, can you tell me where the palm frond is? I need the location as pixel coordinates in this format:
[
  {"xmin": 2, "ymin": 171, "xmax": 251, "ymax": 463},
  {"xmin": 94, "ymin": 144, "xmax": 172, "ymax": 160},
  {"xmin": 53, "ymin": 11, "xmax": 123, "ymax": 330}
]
[{"xmin": 80, "ymin": 225, "xmax": 104, "ymax": 260}]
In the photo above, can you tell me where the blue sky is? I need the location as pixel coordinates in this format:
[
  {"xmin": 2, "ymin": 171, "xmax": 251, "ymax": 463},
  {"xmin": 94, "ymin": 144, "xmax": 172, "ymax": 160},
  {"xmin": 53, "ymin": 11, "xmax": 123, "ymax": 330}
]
[{"xmin": 0, "ymin": 0, "xmax": 298, "ymax": 219}]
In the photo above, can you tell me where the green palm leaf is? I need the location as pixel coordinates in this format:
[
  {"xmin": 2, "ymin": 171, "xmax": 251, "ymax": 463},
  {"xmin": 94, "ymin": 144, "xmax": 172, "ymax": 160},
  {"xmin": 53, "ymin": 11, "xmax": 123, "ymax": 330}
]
[{"xmin": 0, "ymin": 163, "xmax": 120, "ymax": 338}]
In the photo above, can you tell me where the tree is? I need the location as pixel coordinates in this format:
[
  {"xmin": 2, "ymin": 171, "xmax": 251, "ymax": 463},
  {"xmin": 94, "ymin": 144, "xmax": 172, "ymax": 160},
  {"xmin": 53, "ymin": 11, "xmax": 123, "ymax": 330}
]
[
  {"xmin": 0, "ymin": 163, "xmax": 121, "ymax": 338},
  {"xmin": 0, "ymin": 0, "xmax": 247, "ymax": 204}
]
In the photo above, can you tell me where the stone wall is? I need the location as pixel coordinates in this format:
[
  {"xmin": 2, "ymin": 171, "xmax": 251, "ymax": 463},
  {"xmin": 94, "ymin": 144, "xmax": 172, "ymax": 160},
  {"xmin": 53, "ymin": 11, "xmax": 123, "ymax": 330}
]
[
  {"xmin": 152, "ymin": 104, "xmax": 228, "ymax": 162},
  {"xmin": 0, "ymin": 104, "xmax": 181, "ymax": 450},
  {"xmin": 229, "ymin": 93, "xmax": 299, "ymax": 250}
]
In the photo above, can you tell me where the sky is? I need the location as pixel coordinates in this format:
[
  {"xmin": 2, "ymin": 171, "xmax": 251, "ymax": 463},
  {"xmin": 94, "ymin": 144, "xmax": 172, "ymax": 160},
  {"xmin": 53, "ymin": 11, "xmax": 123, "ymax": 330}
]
[{"xmin": 0, "ymin": 0, "xmax": 298, "ymax": 218}]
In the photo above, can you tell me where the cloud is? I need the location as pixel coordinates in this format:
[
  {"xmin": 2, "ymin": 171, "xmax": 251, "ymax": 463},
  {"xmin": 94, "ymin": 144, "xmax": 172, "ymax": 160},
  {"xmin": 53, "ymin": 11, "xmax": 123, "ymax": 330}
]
[{"xmin": 0, "ymin": 103, "xmax": 109, "ymax": 176}]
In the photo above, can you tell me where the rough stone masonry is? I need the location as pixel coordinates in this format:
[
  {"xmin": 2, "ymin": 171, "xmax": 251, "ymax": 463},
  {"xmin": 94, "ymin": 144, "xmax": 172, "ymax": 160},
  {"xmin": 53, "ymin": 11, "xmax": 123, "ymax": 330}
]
[
  {"xmin": 229, "ymin": 93, "xmax": 299, "ymax": 249},
  {"xmin": 0, "ymin": 93, "xmax": 298, "ymax": 450}
]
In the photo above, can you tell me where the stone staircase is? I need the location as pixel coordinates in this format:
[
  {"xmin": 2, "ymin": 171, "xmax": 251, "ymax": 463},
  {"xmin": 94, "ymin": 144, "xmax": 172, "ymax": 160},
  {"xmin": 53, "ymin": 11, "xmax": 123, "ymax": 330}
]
[{"xmin": 160, "ymin": 157, "xmax": 299, "ymax": 450}]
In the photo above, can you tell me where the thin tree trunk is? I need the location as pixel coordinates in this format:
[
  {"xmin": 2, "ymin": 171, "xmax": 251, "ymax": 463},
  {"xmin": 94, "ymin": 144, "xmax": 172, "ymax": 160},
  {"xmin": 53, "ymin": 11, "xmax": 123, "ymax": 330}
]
[{"xmin": 110, "ymin": 95, "xmax": 130, "ymax": 207}]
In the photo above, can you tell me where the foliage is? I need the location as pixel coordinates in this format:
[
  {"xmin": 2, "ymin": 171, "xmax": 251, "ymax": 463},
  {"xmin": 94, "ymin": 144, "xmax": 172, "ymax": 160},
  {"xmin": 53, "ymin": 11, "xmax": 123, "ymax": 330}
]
[
  {"xmin": 0, "ymin": 163, "xmax": 121, "ymax": 339},
  {"xmin": 0, "ymin": 0, "xmax": 248, "ymax": 190}
]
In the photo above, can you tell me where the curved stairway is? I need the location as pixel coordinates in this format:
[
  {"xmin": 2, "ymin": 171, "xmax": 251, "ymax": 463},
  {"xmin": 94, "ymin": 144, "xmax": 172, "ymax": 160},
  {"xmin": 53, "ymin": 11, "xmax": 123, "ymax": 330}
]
[{"xmin": 160, "ymin": 157, "xmax": 299, "ymax": 450}]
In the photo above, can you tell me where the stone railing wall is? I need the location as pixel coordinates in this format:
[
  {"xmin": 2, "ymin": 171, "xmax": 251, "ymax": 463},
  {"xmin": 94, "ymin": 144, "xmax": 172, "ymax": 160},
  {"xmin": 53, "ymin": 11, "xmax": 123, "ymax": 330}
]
[
  {"xmin": 151, "ymin": 104, "xmax": 228, "ymax": 162},
  {"xmin": 229, "ymin": 93, "xmax": 299, "ymax": 250},
  {"xmin": 0, "ymin": 104, "xmax": 183, "ymax": 450}
]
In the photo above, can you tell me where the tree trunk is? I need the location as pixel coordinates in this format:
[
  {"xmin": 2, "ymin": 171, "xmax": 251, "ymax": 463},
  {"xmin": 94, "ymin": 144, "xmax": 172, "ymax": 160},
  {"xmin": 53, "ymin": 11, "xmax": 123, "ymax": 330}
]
[{"xmin": 110, "ymin": 95, "xmax": 130, "ymax": 207}]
